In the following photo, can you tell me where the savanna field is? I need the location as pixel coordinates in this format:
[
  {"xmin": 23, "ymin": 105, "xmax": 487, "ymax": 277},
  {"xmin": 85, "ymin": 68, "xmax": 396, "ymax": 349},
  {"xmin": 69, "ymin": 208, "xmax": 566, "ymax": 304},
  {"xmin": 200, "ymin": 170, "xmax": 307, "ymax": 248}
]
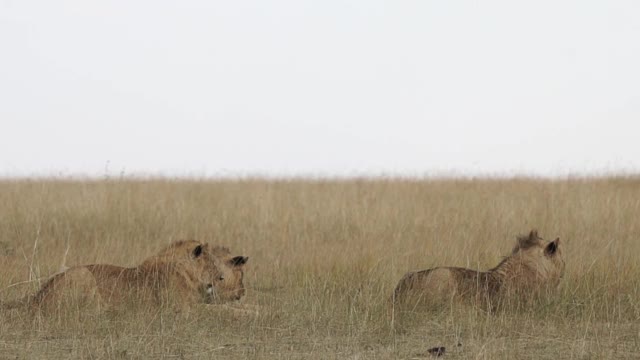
[{"xmin": 0, "ymin": 178, "xmax": 639, "ymax": 359}]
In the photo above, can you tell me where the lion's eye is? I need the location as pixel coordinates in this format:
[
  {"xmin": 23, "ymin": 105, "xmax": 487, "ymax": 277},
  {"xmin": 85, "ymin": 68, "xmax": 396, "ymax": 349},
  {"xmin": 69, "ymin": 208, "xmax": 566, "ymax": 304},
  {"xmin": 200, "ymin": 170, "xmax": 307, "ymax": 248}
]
[{"xmin": 218, "ymin": 276, "xmax": 225, "ymax": 281}]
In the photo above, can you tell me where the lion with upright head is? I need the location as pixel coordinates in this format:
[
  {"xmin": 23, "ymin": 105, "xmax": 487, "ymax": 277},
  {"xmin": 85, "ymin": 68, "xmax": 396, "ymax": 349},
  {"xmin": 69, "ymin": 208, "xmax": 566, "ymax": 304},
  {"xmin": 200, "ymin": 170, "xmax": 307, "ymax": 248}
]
[
  {"xmin": 392, "ymin": 230, "xmax": 565, "ymax": 312},
  {"xmin": 6, "ymin": 240, "xmax": 249, "ymax": 311}
]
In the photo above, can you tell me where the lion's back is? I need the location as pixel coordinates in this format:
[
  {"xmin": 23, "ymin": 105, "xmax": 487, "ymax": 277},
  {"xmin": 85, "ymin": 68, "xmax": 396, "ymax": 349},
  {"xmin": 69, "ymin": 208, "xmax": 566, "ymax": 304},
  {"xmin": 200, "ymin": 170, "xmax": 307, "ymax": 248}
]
[{"xmin": 393, "ymin": 267, "xmax": 459, "ymax": 307}]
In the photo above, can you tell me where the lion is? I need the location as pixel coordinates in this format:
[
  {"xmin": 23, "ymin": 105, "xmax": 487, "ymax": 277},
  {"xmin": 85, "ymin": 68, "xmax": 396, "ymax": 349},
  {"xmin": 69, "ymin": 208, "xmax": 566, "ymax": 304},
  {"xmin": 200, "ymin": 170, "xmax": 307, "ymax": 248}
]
[
  {"xmin": 4, "ymin": 240, "xmax": 249, "ymax": 311},
  {"xmin": 391, "ymin": 230, "xmax": 565, "ymax": 313}
]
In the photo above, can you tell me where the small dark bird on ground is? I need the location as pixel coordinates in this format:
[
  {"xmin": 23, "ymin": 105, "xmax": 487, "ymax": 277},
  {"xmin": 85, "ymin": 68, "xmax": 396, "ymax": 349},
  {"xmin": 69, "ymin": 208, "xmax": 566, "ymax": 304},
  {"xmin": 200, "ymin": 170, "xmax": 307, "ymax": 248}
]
[{"xmin": 426, "ymin": 346, "xmax": 446, "ymax": 357}]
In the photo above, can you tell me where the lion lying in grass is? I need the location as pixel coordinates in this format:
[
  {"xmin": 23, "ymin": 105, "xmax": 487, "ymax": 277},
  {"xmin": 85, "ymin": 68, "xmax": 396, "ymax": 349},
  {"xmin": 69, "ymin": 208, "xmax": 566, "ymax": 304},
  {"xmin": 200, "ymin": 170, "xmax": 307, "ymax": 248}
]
[
  {"xmin": 4, "ymin": 240, "xmax": 249, "ymax": 311},
  {"xmin": 392, "ymin": 230, "xmax": 565, "ymax": 312}
]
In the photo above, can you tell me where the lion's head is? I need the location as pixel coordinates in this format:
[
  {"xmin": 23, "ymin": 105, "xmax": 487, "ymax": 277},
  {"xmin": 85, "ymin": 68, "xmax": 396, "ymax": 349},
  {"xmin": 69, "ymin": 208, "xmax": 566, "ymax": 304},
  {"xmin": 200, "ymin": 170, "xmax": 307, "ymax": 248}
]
[
  {"xmin": 144, "ymin": 241, "xmax": 249, "ymax": 303},
  {"xmin": 503, "ymin": 229, "xmax": 565, "ymax": 291},
  {"xmin": 209, "ymin": 246, "xmax": 249, "ymax": 303}
]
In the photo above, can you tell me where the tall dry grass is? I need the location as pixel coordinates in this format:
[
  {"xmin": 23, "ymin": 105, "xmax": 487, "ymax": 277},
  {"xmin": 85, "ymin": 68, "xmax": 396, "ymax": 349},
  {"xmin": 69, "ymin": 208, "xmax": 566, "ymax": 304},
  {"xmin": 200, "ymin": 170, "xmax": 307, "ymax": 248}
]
[{"xmin": 0, "ymin": 178, "xmax": 639, "ymax": 359}]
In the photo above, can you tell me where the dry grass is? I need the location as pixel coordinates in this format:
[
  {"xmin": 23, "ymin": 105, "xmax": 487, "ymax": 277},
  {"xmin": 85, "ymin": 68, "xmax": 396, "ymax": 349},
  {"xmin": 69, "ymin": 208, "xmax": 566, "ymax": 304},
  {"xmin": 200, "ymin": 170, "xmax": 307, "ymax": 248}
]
[{"xmin": 1, "ymin": 177, "xmax": 639, "ymax": 359}]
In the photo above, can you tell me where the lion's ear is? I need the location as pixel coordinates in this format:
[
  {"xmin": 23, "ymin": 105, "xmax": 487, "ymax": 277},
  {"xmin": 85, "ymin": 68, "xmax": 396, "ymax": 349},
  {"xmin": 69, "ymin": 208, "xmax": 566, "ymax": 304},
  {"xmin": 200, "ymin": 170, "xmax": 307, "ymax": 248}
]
[
  {"xmin": 545, "ymin": 238, "xmax": 560, "ymax": 256},
  {"xmin": 192, "ymin": 245, "xmax": 204, "ymax": 258},
  {"xmin": 229, "ymin": 256, "xmax": 248, "ymax": 267},
  {"xmin": 529, "ymin": 229, "xmax": 539, "ymax": 240}
]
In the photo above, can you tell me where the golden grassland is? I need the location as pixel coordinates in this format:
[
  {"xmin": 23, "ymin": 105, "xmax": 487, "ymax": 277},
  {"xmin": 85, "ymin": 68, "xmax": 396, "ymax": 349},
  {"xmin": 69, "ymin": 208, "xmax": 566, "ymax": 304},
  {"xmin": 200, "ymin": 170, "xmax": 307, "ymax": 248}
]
[{"xmin": 0, "ymin": 177, "xmax": 639, "ymax": 359}]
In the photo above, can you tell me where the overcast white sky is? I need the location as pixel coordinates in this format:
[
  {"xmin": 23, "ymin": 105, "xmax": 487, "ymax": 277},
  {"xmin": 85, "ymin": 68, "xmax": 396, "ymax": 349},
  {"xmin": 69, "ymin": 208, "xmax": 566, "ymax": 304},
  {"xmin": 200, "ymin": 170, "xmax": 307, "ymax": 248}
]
[{"xmin": 1, "ymin": 1, "xmax": 639, "ymax": 178}]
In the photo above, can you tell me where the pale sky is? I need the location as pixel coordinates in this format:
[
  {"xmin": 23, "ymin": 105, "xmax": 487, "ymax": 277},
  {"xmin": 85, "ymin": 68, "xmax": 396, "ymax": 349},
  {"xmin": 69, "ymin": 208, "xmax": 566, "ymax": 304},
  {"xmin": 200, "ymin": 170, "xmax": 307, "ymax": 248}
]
[{"xmin": 1, "ymin": 1, "xmax": 639, "ymax": 178}]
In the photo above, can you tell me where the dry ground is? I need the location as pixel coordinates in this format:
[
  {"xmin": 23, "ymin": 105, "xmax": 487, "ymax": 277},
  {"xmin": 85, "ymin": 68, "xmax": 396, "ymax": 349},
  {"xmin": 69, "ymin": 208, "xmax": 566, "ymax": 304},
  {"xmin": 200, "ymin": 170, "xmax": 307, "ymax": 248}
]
[{"xmin": 0, "ymin": 178, "xmax": 639, "ymax": 359}]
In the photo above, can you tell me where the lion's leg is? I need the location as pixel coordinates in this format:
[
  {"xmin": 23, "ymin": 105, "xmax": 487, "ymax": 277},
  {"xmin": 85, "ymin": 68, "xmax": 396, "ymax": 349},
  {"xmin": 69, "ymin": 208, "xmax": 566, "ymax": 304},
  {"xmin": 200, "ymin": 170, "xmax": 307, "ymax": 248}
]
[
  {"xmin": 200, "ymin": 303, "xmax": 260, "ymax": 316},
  {"xmin": 222, "ymin": 302, "xmax": 261, "ymax": 315}
]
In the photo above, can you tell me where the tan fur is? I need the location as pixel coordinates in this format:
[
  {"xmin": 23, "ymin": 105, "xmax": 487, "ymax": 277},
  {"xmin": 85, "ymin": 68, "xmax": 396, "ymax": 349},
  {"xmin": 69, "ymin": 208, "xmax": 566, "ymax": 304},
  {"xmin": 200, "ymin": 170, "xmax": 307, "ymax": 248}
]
[
  {"xmin": 7, "ymin": 240, "xmax": 249, "ymax": 310},
  {"xmin": 209, "ymin": 246, "xmax": 249, "ymax": 303},
  {"xmin": 392, "ymin": 230, "xmax": 565, "ymax": 311}
]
